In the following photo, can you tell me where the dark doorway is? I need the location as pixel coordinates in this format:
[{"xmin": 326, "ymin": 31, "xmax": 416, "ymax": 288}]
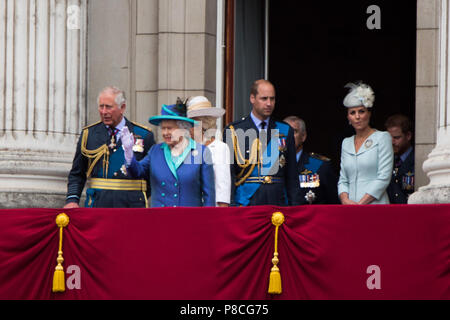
[{"xmin": 269, "ymin": 0, "xmax": 417, "ymax": 173}]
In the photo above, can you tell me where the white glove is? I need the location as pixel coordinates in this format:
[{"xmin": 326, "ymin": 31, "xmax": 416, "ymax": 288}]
[{"xmin": 121, "ymin": 126, "xmax": 135, "ymax": 165}]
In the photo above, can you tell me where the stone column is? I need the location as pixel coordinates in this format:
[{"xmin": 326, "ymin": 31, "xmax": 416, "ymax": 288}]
[
  {"xmin": 154, "ymin": 0, "xmax": 217, "ymax": 138},
  {"xmin": 409, "ymin": 0, "xmax": 450, "ymax": 204},
  {"xmin": 0, "ymin": 0, "xmax": 87, "ymax": 208}
]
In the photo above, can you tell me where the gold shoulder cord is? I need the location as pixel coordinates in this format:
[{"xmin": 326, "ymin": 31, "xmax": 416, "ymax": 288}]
[
  {"xmin": 229, "ymin": 125, "xmax": 262, "ymax": 187},
  {"xmin": 80, "ymin": 128, "xmax": 110, "ymax": 178}
]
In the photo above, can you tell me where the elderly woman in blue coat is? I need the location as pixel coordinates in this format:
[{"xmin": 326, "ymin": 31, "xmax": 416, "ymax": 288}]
[
  {"xmin": 120, "ymin": 101, "xmax": 216, "ymax": 207},
  {"xmin": 338, "ymin": 82, "xmax": 393, "ymax": 205}
]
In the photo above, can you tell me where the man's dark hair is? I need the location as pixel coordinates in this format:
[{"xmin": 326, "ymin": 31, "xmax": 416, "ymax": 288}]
[{"xmin": 385, "ymin": 114, "xmax": 413, "ymax": 135}]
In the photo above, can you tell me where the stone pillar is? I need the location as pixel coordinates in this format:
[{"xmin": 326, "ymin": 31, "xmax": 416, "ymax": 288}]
[
  {"xmin": 409, "ymin": 0, "xmax": 450, "ymax": 204},
  {"xmin": 0, "ymin": 0, "xmax": 87, "ymax": 208},
  {"xmin": 157, "ymin": 0, "xmax": 217, "ymax": 104},
  {"xmin": 153, "ymin": 0, "xmax": 217, "ymax": 138}
]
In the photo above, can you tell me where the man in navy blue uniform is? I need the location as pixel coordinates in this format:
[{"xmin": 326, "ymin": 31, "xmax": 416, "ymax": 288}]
[
  {"xmin": 284, "ymin": 116, "xmax": 339, "ymax": 205},
  {"xmin": 385, "ymin": 114, "xmax": 414, "ymax": 204},
  {"xmin": 64, "ymin": 86, "xmax": 155, "ymax": 208},
  {"xmin": 223, "ymin": 80, "xmax": 300, "ymax": 206}
]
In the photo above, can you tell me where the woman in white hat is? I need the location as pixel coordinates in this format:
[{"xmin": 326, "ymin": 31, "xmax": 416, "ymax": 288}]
[
  {"xmin": 187, "ymin": 96, "xmax": 231, "ymax": 207},
  {"xmin": 338, "ymin": 82, "xmax": 393, "ymax": 205}
]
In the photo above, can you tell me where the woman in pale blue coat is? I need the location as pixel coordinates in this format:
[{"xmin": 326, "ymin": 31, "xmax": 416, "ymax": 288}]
[{"xmin": 338, "ymin": 82, "xmax": 393, "ymax": 204}]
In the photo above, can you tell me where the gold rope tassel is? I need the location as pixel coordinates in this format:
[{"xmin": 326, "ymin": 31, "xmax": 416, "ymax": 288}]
[
  {"xmin": 52, "ymin": 213, "xmax": 70, "ymax": 293},
  {"xmin": 268, "ymin": 212, "xmax": 285, "ymax": 295}
]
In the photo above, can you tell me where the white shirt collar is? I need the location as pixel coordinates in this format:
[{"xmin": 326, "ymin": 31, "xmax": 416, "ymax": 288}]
[
  {"xmin": 400, "ymin": 146, "xmax": 413, "ymax": 162},
  {"xmin": 296, "ymin": 149, "xmax": 303, "ymax": 163},
  {"xmin": 250, "ymin": 111, "xmax": 269, "ymax": 130},
  {"xmin": 107, "ymin": 117, "xmax": 126, "ymax": 139}
]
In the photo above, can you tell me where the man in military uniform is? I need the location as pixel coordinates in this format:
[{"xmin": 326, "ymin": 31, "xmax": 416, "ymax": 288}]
[
  {"xmin": 64, "ymin": 86, "xmax": 155, "ymax": 208},
  {"xmin": 284, "ymin": 116, "xmax": 339, "ymax": 205},
  {"xmin": 385, "ymin": 114, "xmax": 414, "ymax": 204},
  {"xmin": 223, "ymin": 79, "xmax": 300, "ymax": 206}
]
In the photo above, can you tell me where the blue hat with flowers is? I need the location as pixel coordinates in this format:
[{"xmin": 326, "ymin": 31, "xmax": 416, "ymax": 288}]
[{"xmin": 149, "ymin": 98, "xmax": 197, "ymax": 126}]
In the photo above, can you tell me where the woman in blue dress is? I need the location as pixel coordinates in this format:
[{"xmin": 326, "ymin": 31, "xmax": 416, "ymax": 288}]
[
  {"xmin": 120, "ymin": 100, "xmax": 216, "ymax": 207},
  {"xmin": 338, "ymin": 82, "xmax": 393, "ymax": 205}
]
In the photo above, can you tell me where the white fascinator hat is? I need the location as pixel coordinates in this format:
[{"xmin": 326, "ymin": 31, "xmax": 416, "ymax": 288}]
[{"xmin": 343, "ymin": 82, "xmax": 375, "ymax": 109}]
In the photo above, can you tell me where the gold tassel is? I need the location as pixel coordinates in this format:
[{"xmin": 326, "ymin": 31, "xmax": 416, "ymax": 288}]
[
  {"xmin": 52, "ymin": 213, "xmax": 70, "ymax": 293},
  {"xmin": 268, "ymin": 212, "xmax": 285, "ymax": 295}
]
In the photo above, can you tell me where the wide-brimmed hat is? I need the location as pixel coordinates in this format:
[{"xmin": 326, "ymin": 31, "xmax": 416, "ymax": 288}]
[
  {"xmin": 149, "ymin": 99, "xmax": 196, "ymax": 126},
  {"xmin": 186, "ymin": 96, "xmax": 225, "ymax": 119},
  {"xmin": 343, "ymin": 82, "xmax": 375, "ymax": 109}
]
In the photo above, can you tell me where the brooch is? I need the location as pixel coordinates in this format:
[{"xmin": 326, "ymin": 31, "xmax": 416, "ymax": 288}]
[{"xmin": 365, "ymin": 139, "xmax": 373, "ymax": 148}]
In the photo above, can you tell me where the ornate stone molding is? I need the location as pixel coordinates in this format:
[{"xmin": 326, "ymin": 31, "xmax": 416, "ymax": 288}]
[{"xmin": 0, "ymin": 0, "xmax": 87, "ymax": 208}]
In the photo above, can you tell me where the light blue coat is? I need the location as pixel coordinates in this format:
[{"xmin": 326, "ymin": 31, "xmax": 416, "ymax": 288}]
[{"xmin": 338, "ymin": 131, "xmax": 393, "ymax": 204}]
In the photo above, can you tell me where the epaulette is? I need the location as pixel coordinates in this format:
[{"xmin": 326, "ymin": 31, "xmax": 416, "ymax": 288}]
[
  {"xmin": 310, "ymin": 152, "xmax": 330, "ymax": 162},
  {"xmin": 227, "ymin": 117, "xmax": 246, "ymax": 128},
  {"xmin": 130, "ymin": 120, "xmax": 152, "ymax": 132},
  {"xmin": 82, "ymin": 121, "xmax": 102, "ymax": 130}
]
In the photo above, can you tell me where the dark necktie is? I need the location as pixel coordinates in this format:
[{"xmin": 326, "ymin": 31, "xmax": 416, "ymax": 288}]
[
  {"xmin": 260, "ymin": 121, "xmax": 266, "ymax": 130},
  {"xmin": 108, "ymin": 126, "xmax": 118, "ymax": 138}
]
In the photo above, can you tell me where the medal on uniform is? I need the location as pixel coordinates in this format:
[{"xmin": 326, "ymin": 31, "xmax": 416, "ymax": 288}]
[
  {"xmin": 279, "ymin": 154, "xmax": 286, "ymax": 168},
  {"xmin": 365, "ymin": 139, "xmax": 373, "ymax": 148},
  {"xmin": 120, "ymin": 165, "xmax": 128, "ymax": 176},
  {"xmin": 109, "ymin": 135, "xmax": 116, "ymax": 149},
  {"xmin": 300, "ymin": 170, "xmax": 312, "ymax": 188},
  {"xmin": 132, "ymin": 138, "xmax": 144, "ymax": 153},
  {"xmin": 305, "ymin": 190, "xmax": 316, "ymax": 205},
  {"xmin": 278, "ymin": 135, "xmax": 287, "ymax": 152},
  {"xmin": 299, "ymin": 172, "xmax": 320, "ymax": 189},
  {"xmin": 299, "ymin": 172, "xmax": 320, "ymax": 188},
  {"xmin": 311, "ymin": 174, "xmax": 320, "ymax": 188},
  {"xmin": 403, "ymin": 172, "xmax": 414, "ymax": 191}
]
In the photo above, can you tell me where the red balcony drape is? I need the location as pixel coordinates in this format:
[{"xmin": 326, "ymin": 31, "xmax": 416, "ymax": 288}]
[{"xmin": 0, "ymin": 205, "xmax": 449, "ymax": 300}]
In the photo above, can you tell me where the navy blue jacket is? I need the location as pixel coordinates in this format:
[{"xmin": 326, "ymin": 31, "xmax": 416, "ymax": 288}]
[
  {"xmin": 223, "ymin": 116, "xmax": 301, "ymax": 206},
  {"xmin": 387, "ymin": 150, "xmax": 414, "ymax": 204},
  {"xmin": 66, "ymin": 118, "xmax": 155, "ymax": 207},
  {"xmin": 296, "ymin": 151, "xmax": 339, "ymax": 205}
]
